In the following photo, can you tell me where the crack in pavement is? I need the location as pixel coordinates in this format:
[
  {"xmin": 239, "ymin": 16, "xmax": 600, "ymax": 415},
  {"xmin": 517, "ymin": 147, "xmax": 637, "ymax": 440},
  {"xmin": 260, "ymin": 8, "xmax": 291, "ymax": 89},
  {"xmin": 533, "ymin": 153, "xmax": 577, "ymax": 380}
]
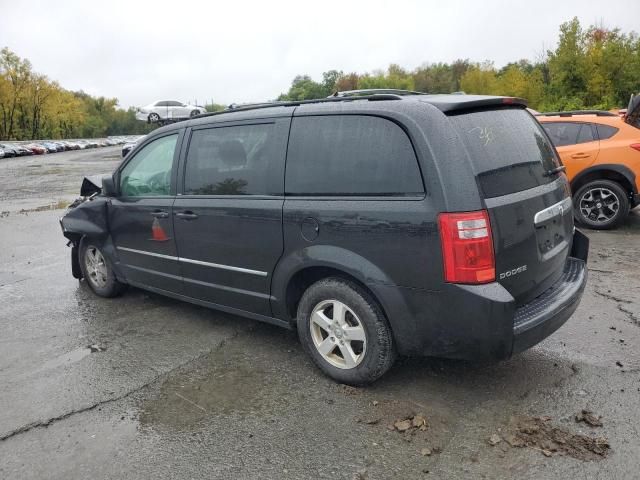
[
  {"xmin": 593, "ymin": 289, "xmax": 638, "ymax": 326},
  {"xmin": 593, "ymin": 289, "xmax": 633, "ymax": 305},
  {"xmin": 617, "ymin": 304, "xmax": 639, "ymax": 325},
  {"xmin": 0, "ymin": 327, "xmax": 245, "ymax": 442}
]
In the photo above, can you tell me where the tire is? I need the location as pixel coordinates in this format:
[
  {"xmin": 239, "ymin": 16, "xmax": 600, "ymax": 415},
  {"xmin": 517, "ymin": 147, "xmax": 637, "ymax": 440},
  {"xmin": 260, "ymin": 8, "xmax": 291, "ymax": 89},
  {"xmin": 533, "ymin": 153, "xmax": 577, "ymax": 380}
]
[
  {"xmin": 297, "ymin": 277, "xmax": 396, "ymax": 385},
  {"xmin": 190, "ymin": 110, "xmax": 200, "ymax": 117},
  {"xmin": 148, "ymin": 112, "xmax": 160, "ymax": 123},
  {"xmin": 573, "ymin": 179, "xmax": 629, "ymax": 230},
  {"xmin": 79, "ymin": 242, "xmax": 126, "ymax": 298}
]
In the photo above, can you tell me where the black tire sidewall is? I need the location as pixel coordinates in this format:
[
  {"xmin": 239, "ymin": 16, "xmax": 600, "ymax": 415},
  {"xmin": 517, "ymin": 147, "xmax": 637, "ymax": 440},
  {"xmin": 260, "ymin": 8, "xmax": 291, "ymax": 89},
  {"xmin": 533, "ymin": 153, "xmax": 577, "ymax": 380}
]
[
  {"xmin": 573, "ymin": 180, "xmax": 629, "ymax": 230},
  {"xmin": 297, "ymin": 277, "xmax": 396, "ymax": 385},
  {"xmin": 79, "ymin": 242, "xmax": 121, "ymax": 297}
]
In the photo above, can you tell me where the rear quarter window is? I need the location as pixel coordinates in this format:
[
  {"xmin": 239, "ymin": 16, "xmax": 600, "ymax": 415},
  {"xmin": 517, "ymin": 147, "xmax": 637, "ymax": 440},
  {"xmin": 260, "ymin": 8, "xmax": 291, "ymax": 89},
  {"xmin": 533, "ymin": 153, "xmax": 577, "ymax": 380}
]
[
  {"xmin": 596, "ymin": 124, "xmax": 619, "ymax": 140},
  {"xmin": 285, "ymin": 115, "xmax": 424, "ymax": 196},
  {"xmin": 448, "ymin": 108, "xmax": 560, "ymax": 198}
]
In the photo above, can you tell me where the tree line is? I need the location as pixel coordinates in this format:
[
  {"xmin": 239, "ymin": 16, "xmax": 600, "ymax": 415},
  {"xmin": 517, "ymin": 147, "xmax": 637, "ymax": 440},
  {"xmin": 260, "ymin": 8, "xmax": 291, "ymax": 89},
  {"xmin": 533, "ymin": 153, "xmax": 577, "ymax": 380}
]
[
  {"xmin": 0, "ymin": 48, "xmax": 159, "ymax": 141},
  {"xmin": 278, "ymin": 18, "xmax": 640, "ymax": 112}
]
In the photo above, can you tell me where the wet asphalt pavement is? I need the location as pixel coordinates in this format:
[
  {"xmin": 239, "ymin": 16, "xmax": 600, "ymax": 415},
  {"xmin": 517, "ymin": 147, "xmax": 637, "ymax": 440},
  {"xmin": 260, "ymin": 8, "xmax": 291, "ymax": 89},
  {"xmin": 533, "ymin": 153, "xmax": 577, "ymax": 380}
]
[{"xmin": 1, "ymin": 147, "xmax": 639, "ymax": 479}]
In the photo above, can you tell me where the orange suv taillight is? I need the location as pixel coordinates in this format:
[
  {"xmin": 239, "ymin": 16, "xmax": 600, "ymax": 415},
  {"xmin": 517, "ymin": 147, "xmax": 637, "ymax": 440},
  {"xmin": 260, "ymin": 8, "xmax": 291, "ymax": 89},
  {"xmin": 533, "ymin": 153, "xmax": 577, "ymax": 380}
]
[{"xmin": 438, "ymin": 210, "xmax": 496, "ymax": 284}]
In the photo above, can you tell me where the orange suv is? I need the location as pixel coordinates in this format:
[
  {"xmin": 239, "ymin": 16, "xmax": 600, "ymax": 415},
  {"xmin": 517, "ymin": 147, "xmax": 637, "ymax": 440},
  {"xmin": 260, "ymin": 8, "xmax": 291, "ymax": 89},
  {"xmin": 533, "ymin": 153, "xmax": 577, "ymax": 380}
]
[{"xmin": 537, "ymin": 97, "xmax": 640, "ymax": 229}]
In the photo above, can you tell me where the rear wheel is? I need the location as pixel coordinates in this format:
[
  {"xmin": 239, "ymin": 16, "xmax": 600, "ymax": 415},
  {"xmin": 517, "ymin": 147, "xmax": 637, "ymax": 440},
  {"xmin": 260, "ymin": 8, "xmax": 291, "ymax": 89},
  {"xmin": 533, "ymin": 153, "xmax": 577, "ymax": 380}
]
[
  {"xmin": 297, "ymin": 277, "xmax": 396, "ymax": 385},
  {"xmin": 574, "ymin": 179, "xmax": 629, "ymax": 230},
  {"xmin": 79, "ymin": 243, "xmax": 125, "ymax": 298}
]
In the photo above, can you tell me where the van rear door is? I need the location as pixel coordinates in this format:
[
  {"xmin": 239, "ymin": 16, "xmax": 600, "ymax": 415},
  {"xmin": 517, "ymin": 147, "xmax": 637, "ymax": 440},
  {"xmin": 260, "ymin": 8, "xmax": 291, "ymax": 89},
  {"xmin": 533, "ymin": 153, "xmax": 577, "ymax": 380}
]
[{"xmin": 448, "ymin": 107, "xmax": 574, "ymax": 304}]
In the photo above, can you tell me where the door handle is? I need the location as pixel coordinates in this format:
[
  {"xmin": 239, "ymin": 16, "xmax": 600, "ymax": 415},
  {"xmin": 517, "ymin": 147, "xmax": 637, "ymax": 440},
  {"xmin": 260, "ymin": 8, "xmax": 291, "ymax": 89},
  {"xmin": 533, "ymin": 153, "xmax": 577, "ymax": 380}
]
[
  {"xmin": 150, "ymin": 210, "xmax": 169, "ymax": 218},
  {"xmin": 175, "ymin": 211, "xmax": 198, "ymax": 220},
  {"xmin": 571, "ymin": 153, "xmax": 590, "ymax": 159}
]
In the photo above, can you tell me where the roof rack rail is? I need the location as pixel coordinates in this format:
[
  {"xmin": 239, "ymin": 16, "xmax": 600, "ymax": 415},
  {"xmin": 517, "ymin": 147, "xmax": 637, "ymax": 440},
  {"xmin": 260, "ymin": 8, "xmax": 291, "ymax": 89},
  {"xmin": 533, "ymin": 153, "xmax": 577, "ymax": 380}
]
[
  {"xmin": 537, "ymin": 110, "xmax": 617, "ymax": 117},
  {"xmin": 195, "ymin": 93, "xmax": 406, "ymax": 119},
  {"xmin": 330, "ymin": 89, "xmax": 425, "ymax": 97}
]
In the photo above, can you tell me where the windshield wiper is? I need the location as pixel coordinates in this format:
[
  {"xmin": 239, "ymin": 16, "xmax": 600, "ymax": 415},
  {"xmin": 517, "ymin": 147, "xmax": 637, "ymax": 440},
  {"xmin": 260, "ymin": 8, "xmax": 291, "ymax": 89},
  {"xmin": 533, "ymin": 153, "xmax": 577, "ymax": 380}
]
[{"xmin": 544, "ymin": 165, "xmax": 566, "ymax": 177}]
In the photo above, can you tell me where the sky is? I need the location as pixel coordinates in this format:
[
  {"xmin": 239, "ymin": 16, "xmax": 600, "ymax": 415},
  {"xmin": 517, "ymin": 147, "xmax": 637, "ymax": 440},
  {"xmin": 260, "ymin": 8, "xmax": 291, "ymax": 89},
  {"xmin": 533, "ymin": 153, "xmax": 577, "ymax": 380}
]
[{"xmin": 1, "ymin": 0, "xmax": 639, "ymax": 109}]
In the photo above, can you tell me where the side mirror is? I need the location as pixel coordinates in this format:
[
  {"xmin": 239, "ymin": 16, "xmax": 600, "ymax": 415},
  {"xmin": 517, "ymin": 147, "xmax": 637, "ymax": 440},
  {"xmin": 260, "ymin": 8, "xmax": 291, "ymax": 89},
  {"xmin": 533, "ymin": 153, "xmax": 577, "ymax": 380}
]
[{"xmin": 102, "ymin": 175, "xmax": 117, "ymax": 197}]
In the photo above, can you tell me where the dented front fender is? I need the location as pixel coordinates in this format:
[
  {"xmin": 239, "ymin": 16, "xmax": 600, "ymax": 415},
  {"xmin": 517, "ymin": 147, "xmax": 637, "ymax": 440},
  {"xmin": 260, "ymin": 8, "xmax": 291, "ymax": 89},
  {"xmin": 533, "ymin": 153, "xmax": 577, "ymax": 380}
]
[{"xmin": 60, "ymin": 196, "xmax": 110, "ymax": 242}]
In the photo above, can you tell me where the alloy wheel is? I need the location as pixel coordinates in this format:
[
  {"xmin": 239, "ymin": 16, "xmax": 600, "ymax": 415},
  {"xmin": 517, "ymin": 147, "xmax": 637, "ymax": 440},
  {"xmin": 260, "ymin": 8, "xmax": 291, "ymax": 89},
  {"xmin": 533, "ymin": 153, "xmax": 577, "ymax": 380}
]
[
  {"xmin": 85, "ymin": 247, "xmax": 108, "ymax": 289},
  {"xmin": 309, "ymin": 299, "xmax": 367, "ymax": 369},
  {"xmin": 579, "ymin": 187, "xmax": 620, "ymax": 224}
]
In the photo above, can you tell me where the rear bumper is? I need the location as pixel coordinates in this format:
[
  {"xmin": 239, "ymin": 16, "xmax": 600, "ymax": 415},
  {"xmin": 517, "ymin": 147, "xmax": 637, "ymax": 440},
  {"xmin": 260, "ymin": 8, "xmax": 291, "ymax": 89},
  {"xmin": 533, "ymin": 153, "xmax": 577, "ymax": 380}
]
[
  {"xmin": 373, "ymin": 229, "xmax": 589, "ymax": 359},
  {"xmin": 512, "ymin": 257, "xmax": 587, "ymax": 354}
]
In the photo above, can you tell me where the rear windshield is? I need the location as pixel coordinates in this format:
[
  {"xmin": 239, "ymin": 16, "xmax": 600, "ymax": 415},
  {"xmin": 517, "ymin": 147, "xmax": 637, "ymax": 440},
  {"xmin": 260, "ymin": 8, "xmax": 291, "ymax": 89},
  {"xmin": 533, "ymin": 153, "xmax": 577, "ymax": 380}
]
[{"xmin": 448, "ymin": 108, "xmax": 560, "ymax": 198}]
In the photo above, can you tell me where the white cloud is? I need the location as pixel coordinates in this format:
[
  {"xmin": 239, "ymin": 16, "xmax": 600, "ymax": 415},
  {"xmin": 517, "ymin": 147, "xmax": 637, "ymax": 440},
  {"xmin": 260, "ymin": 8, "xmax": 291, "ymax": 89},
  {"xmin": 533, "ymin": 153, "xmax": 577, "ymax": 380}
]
[{"xmin": 2, "ymin": 0, "xmax": 638, "ymax": 108}]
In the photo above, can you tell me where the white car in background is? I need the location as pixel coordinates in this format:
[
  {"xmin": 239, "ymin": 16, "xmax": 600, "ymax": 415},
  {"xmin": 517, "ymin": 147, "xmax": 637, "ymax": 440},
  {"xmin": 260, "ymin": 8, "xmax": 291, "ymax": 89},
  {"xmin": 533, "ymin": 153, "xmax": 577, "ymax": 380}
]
[{"xmin": 135, "ymin": 100, "xmax": 206, "ymax": 123}]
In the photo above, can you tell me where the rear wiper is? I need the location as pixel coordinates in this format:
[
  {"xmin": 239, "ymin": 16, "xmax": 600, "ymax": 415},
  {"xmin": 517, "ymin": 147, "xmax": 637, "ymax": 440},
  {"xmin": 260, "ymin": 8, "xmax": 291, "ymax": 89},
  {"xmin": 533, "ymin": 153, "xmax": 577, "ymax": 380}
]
[{"xmin": 544, "ymin": 165, "xmax": 566, "ymax": 177}]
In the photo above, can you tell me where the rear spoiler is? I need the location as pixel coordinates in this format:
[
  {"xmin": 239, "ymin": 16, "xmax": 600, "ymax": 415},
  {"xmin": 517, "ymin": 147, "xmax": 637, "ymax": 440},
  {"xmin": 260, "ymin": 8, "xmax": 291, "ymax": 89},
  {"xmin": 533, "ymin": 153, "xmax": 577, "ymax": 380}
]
[{"xmin": 421, "ymin": 95, "xmax": 528, "ymax": 113}]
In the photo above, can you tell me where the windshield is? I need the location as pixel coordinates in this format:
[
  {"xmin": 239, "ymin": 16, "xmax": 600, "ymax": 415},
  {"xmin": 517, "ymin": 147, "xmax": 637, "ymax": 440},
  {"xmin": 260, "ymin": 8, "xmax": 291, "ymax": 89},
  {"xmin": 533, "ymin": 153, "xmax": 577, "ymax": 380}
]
[{"xmin": 448, "ymin": 108, "xmax": 561, "ymax": 198}]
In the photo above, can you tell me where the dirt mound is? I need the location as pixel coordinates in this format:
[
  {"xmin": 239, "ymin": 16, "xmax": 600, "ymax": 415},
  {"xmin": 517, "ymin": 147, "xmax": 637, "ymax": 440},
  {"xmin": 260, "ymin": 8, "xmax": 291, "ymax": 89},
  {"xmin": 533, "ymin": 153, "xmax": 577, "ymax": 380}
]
[{"xmin": 496, "ymin": 416, "xmax": 610, "ymax": 461}]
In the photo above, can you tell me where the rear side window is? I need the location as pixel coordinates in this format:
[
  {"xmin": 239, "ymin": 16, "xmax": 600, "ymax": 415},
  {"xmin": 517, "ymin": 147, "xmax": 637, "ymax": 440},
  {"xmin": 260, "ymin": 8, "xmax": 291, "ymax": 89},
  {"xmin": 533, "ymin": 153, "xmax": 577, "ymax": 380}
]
[
  {"xmin": 596, "ymin": 124, "xmax": 619, "ymax": 140},
  {"xmin": 184, "ymin": 123, "xmax": 279, "ymax": 195},
  {"xmin": 285, "ymin": 115, "xmax": 423, "ymax": 196},
  {"xmin": 449, "ymin": 108, "xmax": 560, "ymax": 198}
]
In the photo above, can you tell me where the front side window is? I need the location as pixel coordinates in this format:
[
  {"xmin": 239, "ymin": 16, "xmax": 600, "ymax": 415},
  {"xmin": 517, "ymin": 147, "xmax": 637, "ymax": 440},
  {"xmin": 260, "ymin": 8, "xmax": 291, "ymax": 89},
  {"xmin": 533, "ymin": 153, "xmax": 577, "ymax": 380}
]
[
  {"xmin": 542, "ymin": 122, "xmax": 595, "ymax": 147},
  {"xmin": 285, "ymin": 115, "xmax": 424, "ymax": 196},
  {"xmin": 119, "ymin": 134, "xmax": 177, "ymax": 197},
  {"xmin": 184, "ymin": 123, "xmax": 277, "ymax": 195}
]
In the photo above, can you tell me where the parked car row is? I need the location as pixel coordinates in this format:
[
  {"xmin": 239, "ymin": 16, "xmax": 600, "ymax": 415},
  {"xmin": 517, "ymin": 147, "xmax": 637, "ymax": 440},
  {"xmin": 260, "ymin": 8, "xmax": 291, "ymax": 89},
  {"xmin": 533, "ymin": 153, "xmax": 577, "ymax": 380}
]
[
  {"xmin": 0, "ymin": 136, "xmax": 140, "ymax": 158},
  {"xmin": 121, "ymin": 135, "xmax": 146, "ymax": 157}
]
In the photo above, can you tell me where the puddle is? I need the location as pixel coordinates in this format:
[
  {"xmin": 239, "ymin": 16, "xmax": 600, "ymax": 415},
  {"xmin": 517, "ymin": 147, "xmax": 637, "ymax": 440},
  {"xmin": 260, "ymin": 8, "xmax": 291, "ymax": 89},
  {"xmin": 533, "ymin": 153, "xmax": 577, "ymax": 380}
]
[
  {"xmin": 139, "ymin": 329, "xmax": 292, "ymax": 430},
  {"xmin": 38, "ymin": 346, "xmax": 93, "ymax": 372}
]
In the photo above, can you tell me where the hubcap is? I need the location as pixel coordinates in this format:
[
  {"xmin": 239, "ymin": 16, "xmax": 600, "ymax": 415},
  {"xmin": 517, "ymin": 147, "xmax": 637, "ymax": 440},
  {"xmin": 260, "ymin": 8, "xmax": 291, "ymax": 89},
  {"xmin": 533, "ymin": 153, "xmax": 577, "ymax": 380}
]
[
  {"xmin": 85, "ymin": 247, "xmax": 108, "ymax": 289},
  {"xmin": 579, "ymin": 187, "xmax": 619, "ymax": 223},
  {"xmin": 309, "ymin": 300, "xmax": 366, "ymax": 369}
]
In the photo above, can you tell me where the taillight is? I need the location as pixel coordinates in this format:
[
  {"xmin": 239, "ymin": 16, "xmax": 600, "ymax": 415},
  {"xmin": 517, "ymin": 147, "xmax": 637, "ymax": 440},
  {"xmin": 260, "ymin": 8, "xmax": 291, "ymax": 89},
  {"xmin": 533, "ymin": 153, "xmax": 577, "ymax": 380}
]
[
  {"xmin": 630, "ymin": 143, "xmax": 640, "ymax": 152},
  {"xmin": 438, "ymin": 210, "xmax": 495, "ymax": 284}
]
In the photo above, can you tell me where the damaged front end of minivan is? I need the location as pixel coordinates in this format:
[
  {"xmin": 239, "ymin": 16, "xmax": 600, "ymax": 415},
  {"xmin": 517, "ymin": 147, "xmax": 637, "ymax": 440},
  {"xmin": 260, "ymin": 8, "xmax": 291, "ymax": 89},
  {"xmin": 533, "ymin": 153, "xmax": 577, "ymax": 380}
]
[{"xmin": 59, "ymin": 174, "xmax": 114, "ymax": 279}]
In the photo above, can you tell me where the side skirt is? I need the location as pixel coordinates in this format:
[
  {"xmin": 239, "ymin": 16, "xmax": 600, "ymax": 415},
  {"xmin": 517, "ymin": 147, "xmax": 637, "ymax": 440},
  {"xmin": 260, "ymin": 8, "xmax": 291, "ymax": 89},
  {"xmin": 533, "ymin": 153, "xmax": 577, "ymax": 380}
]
[{"xmin": 126, "ymin": 280, "xmax": 292, "ymax": 330}]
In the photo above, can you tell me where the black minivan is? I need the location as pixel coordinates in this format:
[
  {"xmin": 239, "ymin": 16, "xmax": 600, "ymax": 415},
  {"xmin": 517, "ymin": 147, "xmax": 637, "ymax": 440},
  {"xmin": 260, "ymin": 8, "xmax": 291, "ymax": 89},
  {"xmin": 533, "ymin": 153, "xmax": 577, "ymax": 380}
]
[{"xmin": 60, "ymin": 91, "xmax": 588, "ymax": 384}]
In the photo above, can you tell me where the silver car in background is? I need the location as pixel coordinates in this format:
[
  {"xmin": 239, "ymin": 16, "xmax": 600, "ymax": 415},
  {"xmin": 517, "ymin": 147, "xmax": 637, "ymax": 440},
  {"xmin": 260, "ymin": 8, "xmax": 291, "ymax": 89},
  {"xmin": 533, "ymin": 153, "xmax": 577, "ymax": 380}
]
[{"xmin": 135, "ymin": 100, "xmax": 206, "ymax": 123}]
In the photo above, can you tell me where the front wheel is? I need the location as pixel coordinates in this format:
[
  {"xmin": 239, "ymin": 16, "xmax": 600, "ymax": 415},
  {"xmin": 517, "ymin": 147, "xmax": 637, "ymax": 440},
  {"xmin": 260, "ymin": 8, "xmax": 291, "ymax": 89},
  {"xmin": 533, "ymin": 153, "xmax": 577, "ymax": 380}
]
[
  {"xmin": 79, "ymin": 243, "xmax": 126, "ymax": 298},
  {"xmin": 148, "ymin": 112, "xmax": 160, "ymax": 123},
  {"xmin": 573, "ymin": 179, "xmax": 629, "ymax": 230},
  {"xmin": 190, "ymin": 109, "xmax": 200, "ymax": 117},
  {"xmin": 297, "ymin": 277, "xmax": 396, "ymax": 385}
]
